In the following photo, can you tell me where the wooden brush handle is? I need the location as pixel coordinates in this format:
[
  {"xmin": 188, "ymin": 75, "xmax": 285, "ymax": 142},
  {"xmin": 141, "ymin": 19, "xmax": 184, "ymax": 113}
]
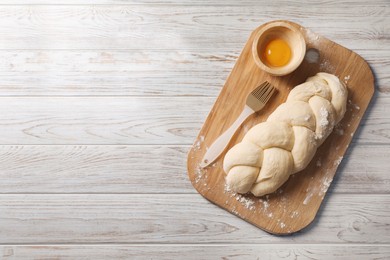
[{"xmin": 200, "ymin": 105, "xmax": 254, "ymax": 168}]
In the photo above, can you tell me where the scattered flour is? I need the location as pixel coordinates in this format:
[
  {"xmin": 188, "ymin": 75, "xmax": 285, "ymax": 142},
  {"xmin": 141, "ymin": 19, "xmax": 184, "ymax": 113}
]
[
  {"xmin": 334, "ymin": 156, "xmax": 343, "ymax": 166},
  {"xmin": 239, "ymin": 196, "xmax": 255, "ymax": 210},
  {"xmin": 223, "ymin": 176, "xmax": 305, "ymax": 225},
  {"xmin": 262, "ymin": 200, "xmax": 270, "ymax": 210},
  {"xmin": 231, "ymin": 206, "xmax": 240, "ymax": 216},
  {"xmin": 344, "ymin": 75, "xmax": 350, "ymax": 84},
  {"xmin": 319, "ymin": 107, "xmax": 329, "ymax": 127},
  {"xmin": 319, "ymin": 60, "xmax": 335, "ymax": 73},
  {"xmin": 290, "ymin": 211, "xmax": 299, "ymax": 218},
  {"xmin": 195, "ymin": 165, "xmax": 206, "ymax": 184},
  {"xmin": 316, "ymin": 158, "xmax": 322, "ymax": 167},
  {"xmin": 193, "ymin": 135, "xmax": 204, "ymax": 150},
  {"xmin": 319, "ymin": 175, "xmax": 333, "ymax": 196},
  {"xmin": 348, "ymin": 99, "xmax": 360, "ymax": 110},
  {"xmin": 224, "ymin": 183, "xmax": 232, "ymax": 193},
  {"xmin": 225, "ymin": 185, "xmax": 256, "ymax": 210},
  {"xmin": 301, "ymin": 27, "xmax": 320, "ymax": 44},
  {"xmin": 193, "ymin": 140, "xmax": 201, "ymax": 150}
]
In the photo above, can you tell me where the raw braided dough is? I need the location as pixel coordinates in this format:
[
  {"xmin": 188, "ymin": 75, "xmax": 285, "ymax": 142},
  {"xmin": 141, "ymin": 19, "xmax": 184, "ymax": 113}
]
[{"xmin": 223, "ymin": 72, "xmax": 348, "ymax": 197}]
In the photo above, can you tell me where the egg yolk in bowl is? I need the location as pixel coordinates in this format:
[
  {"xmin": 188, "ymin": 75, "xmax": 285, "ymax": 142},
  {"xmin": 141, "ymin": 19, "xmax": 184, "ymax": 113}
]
[{"xmin": 263, "ymin": 38, "xmax": 291, "ymax": 67}]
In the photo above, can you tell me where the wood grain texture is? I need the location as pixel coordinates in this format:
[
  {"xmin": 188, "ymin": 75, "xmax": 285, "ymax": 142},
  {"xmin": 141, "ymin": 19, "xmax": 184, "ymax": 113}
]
[
  {"xmin": 1, "ymin": 0, "xmax": 390, "ymax": 5},
  {"xmin": 0, "ymin": 145, "xmax": 191, "ymax": 194},
  {"xmin": 0, "ymin": 5, "xmax": 388, "ymax": 50},
  {"xmin": 2, "ymin": 0, "xmax": 390, "ymax": 5},
  {"xmin": 2, "ymin": 245, "xmax": 390, "ymax": 260},
  {"xmin": 0, "ymin": 194, "xmax": 389, "ymax": 244},
  {"xmin": 0, "ymin": 96, "xmax": 389, "ymax": 145},
  {"xmin": 0, "ymin": 50, "xmax": 235, "ymax": 96},
  {"xmin": 0, "ymin": 144, "xmax": 388, "ymax": 194},
  {"xmin": 0, "ymin": 97, "xmax": 208, "ymax": 145},
  {"xmin": 0, "ymin": 49, "xmax": 388, "ymax": 96},
  {"xmin": 0, "ymin": 0, "xmax": 388, "ymax": 258}
]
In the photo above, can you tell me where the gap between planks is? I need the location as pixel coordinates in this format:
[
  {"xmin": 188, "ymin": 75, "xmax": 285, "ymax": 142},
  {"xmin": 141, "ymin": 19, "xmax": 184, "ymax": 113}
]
[
  {"xmin": 0, "ymin": 142, "xmax": 388, "ymax": 146},
  {"xmin": 0, "ymin": 193, "xmax": 389, "ymax": 244},
  {"xmin": 1, "ymin": 243, "xmax": 390, "ymax": 246},
  {"xmin": 0, "ymin": 193, "xmax": 388, "ymax": 197},
  {"xmin": 0, "ymin": 1, "xmax": 389, "ymax": 6},
  {"xmin": 0, "ymin": 192, "xmax": 387, "ymax": 195}
]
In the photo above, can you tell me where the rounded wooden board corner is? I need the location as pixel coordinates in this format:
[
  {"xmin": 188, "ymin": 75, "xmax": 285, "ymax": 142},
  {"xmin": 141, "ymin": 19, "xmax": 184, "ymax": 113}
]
[
  {"xmin": 352, "ymin": 52, "xmax": 375, "ymax": 93},
  {"xmin": 187, "ymin": 20, "xmax": 376, "ymax": 235}
]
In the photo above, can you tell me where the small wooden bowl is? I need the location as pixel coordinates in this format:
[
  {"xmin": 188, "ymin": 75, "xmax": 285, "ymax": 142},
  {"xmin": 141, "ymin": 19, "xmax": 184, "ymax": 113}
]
[{"xmin": 252, "ymin": 21, "xmax": 306, "ymax": 76}]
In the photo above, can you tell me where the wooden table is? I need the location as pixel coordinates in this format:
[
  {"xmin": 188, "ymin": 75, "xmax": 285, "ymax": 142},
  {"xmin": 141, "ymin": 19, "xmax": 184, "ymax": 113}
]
[{"xmin": 0, "ymin": 1, "xmax": 389, "ymax": 259}]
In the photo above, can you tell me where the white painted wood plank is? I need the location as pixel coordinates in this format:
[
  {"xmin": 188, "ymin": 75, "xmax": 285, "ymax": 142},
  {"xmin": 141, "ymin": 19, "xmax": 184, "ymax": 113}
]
[
  {"xmin": 0, "ymin": 97, "xmax": 207, "ymax": 145},
  {"xmin": 331, "ymin": 144, "xmax": 390, "ymax": 194},
  {"xmin": 0, "ymin": 194, "xmax": 389, "ymax": 243},
  {"xmin": 0, "ymin": 145, "xmax": 193, "ymax": 194},
  {"xmin": 0, "ymin": 49, "xmax": 387, "ymax": 96},
  {"xmin": 0, "ymin": 96, "xmax": 387, "ymax": 145},
  {"xmin": 0, "ymin": 1, "xmax": 386, "ymax": 252},
  {"xmin": 1, "ymin": 245, "xmax": 390, "ymax": 260},
  {"xmin": 0, "ymin": 50, "xmax": 234, "ymax": 97},
  {"xmin": 0, "ymin": 5, "xmax": 388, "ymax": 50},
  {"xmin": 0, "ymin": 144, "xmax": 388, "ymax": 194},
  {"xmin": 1, "ymin": 0, "xmax": 389, "ymax": 5}
]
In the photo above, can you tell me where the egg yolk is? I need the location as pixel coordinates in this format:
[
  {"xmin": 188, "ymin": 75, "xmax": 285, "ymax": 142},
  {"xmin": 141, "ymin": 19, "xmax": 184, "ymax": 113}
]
[{"xmin": 263, "ymin": 38, "xmax": 291, "ymax": 67}]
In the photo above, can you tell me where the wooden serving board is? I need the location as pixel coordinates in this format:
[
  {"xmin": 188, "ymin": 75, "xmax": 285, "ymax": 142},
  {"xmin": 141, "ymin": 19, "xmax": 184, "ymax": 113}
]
[{"xmin": 187, "ymin": 20, "xmax": 375, "ymax": 235}]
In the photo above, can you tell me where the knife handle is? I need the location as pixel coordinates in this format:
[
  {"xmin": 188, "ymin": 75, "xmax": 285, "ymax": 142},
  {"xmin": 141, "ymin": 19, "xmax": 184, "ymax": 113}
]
[{"xmin": 200, "ymin": 105, "xmax": 254, "ymax": 168}]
